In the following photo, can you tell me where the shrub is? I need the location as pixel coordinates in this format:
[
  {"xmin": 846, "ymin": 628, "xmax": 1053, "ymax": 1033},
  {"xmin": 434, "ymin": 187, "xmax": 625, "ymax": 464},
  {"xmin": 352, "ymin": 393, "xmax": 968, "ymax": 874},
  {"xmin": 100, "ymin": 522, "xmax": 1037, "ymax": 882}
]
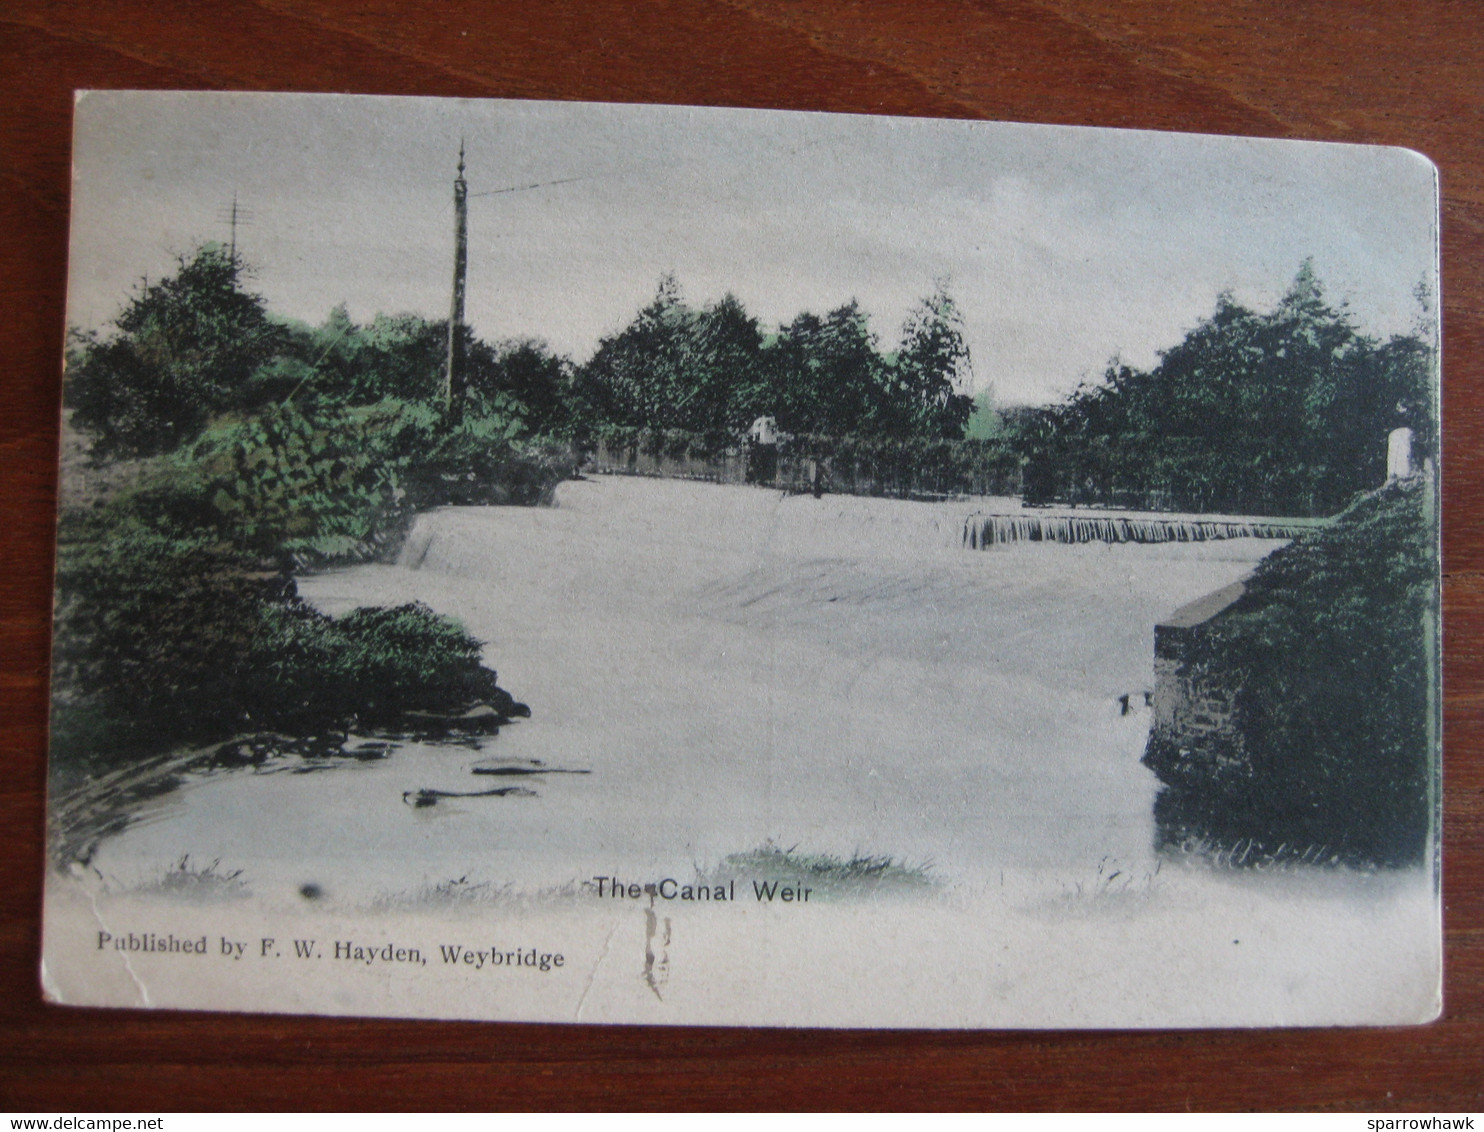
[
  {"xmin": 99, "ymin": 397, "xmax": 574, "ymax": 566},
  {"xmin": 51, "ymin": 529, "xmax": 293, "ymax": 769},
  {"xmin": 1146, "ymin": 477, "xmax": 1438, "ymax": 867},
  {"xmin": 51, "ymin": 524, "xmax": 509, "ymax": 777},
  {"xmin": 66, "ymin": 246, "xmax": 284, "ymax": 457},
  {"xmin": 241, "ymin": 600, "xmax": 507, "ymax": 729}
]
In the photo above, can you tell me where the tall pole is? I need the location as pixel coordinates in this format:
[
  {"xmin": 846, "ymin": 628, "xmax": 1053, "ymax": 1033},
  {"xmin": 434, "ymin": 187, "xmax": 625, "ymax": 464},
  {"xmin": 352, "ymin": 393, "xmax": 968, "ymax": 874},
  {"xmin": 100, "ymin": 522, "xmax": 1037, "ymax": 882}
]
[
  {"xmin": 218, "ymin": 195, "xmax": 251, "ymax": 264},
  {"xmin": 444, "ymin": 141, "xmax": 469, "ymax": 416}
]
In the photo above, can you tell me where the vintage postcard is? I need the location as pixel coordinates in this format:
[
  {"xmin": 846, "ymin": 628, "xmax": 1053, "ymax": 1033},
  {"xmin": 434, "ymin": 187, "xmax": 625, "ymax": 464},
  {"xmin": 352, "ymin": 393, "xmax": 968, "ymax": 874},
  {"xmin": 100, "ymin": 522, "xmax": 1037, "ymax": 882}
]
[{"xmin": 43, "ymin": 91, "xmax": 1441, "ymax": 1027}]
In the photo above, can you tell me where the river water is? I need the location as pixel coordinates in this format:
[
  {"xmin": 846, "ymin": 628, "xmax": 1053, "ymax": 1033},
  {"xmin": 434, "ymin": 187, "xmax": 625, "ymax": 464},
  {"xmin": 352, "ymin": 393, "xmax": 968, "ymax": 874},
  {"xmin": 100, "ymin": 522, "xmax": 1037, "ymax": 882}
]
[{"xmin": 91, "ymin": 476, "xmax": 1289, "ymax": 905}]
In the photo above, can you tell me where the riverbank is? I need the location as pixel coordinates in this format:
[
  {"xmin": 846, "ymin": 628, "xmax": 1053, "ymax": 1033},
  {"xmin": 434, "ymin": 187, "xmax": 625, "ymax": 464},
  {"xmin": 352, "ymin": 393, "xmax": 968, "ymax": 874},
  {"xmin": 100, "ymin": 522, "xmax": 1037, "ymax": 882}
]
[{"xmin": 48, "ymin": 401, "xmax": 576, "ymax": 802}]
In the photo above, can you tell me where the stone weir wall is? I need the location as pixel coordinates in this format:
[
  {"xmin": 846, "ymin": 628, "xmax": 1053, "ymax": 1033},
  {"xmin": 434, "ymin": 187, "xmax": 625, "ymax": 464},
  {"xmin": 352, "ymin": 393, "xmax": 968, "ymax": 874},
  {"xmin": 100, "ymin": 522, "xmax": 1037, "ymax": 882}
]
[
  {"xmin": 1144, "ymin": 580, "xmax": 1250, "ymax": 792},
  {"xmin": 964, "ymin": 513, "xmax": 1323, "ymax": 548}
]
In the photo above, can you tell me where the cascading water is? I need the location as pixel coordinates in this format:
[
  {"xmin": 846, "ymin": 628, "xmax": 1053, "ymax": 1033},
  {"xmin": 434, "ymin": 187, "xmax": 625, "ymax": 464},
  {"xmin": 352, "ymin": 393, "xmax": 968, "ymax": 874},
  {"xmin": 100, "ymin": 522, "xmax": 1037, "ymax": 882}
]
[
  {"xmin": 93, "ymin": 479, "xmax": 1290, "ymax": 897},
  {"xmin": 397, "ymin": 515, "xmax": 436, "ymax": 569},
  {"xmin": 72, "ymin": 477, "xmax": 1435, "ymax": 1028},
  {"xmin": 962, "ymin": 512, "xmax": 1323, "ymax": 548}
]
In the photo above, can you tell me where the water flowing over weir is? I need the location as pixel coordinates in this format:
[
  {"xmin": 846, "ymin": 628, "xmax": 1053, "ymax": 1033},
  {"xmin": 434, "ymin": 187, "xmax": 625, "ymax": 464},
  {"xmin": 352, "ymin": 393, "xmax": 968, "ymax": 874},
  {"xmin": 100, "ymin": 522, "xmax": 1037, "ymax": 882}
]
[
  {"xmin": 963, "ymin": 512, "xmax": 1325, "ymax": 548},
  {"xmin": 397, "ymin": 515, "xmax": 436, "ymax": 569},
  {"xmin": 76, "ymin": 479, "xmax": 1439, "ymax": 1027},
  {"xmin": 99, "ymin": 479, "xmax": 1290, "ymax": 901}
]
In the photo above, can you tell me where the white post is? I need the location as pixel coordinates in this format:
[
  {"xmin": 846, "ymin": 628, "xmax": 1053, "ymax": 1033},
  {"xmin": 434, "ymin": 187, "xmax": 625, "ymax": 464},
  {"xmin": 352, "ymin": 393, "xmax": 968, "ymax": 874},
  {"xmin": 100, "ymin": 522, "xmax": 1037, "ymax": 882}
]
[{"xmin": 1387, "ymin": 427, "xmax": 1414, "ymax": 481}]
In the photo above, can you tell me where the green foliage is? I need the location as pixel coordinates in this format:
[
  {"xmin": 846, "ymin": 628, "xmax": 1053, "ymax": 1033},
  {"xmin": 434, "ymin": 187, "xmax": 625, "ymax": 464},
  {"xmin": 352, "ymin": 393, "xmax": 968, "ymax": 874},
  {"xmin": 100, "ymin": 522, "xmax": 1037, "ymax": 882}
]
[
  {"xmin": 573, "ymin": 276, "xmax": 976, "ymax": 442},
  {"xmin": 1019, "ymin": 263, "xmax": 1437, "ymax": 515},
  {"xmin": 764, "ymin": 302, "xmax": 885, "ymax": 436},
  {"xmin": 199, "ymin": 400, "xmax": 428, "ymax": 557},
  {"xmin": 99, "ymin": 397, "xmax": 572, "ymax": 565},
  {"xmin": 55, "ymin": 244, "xmax": 585, "ymax": 781},
  {"xmin": 1146, "ymin": 477, "xmax": 1438, "ymax": 867},
  {"xmin": 573, "ymin": 277, "xmax": 765, "ymax": 434},
  {"xmin": 67, "ymin": 245, "xmax": 284, "ymax": 456},
  {"xmin": 963, "ymin": 388, "xmax": 1006, "ymax": 440},
  {"xmin": 239, "ymin": 355, "xmax": 317, "ymax": 407},
  {"xmin": 410, "ymin": 397, "xmax": 576, "ymax": 508},
  {"xmin": 466, "ymin": 338, "xmax": 574, "ymax": 432},
  {"xmin": 317, "ymin": 310, "xmax": 449, "ymax": 405},
  {"xmin": 256, "ymin": 309, "xmax": 525, "ymax": 411},
  {"xmin": 65, "ymin": 245, "xmax": 585, "ymax": 444},
  {"xmin": 51, "ymin": 528, "xmax": 289, "ymax": 763},
  {"xmin": 246, "ymin": 600, "xmax": 507, "ymax": 727},
  {"xmin": 51, "ymin": 525, "xmax": 507, "ymax": 773},
  {"xmin": 886, "ymin": 286, "xmax": 975, "ymax": 439},
  {"xmin": 256, "ymin": 308, "xmax": 577, "ymax": 435}
]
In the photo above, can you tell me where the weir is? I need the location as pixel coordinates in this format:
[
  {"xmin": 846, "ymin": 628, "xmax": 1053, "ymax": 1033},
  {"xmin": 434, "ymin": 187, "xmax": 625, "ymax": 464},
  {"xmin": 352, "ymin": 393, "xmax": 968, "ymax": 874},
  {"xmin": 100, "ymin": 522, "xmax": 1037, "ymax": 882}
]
[
  {"xmin": 397, "ymin": 516, "xmax": 435, "ymax": 569},
  {"xmin": 962, "ymin": 512, "xmax": 1324, "ymax": 548}
]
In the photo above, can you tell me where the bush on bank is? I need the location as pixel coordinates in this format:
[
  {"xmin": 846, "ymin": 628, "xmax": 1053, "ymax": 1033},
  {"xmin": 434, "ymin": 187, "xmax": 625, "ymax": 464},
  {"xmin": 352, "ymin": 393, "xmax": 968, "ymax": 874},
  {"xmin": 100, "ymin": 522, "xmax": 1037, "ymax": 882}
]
[
  {"xmin": 50, "ymin": 525, "xmax": 525, "ymax": 785},
  {"xmin": 54, "ymin": 245, "xmax": 580, "ymax": 786},
  {"xmin": 52, "ymin": 397, "xmax": 572, "ymax": 783},
  {"xmin": 109, "ymin": 396, "xmax": 574, "ymax": 566},
  {"xmin": 1144, "ymin": 476, "xmax": 1438, "ymax": 868}
]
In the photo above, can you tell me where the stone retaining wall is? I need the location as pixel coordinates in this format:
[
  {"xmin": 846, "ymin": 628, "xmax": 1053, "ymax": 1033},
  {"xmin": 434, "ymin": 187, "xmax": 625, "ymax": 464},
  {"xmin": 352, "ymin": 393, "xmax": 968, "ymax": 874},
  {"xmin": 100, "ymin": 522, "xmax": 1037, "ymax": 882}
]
[{"xmin": 1144, "ymin": 580, "xmax": 1250, "ymax": 787}]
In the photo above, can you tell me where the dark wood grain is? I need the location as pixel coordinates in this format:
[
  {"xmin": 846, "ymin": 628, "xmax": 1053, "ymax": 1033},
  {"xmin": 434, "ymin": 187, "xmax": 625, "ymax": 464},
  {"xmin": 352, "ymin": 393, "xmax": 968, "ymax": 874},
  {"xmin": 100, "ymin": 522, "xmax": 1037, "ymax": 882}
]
[{"xmin": 1, "ymin": 0, "xmax": 1480, "ymax": 1111}]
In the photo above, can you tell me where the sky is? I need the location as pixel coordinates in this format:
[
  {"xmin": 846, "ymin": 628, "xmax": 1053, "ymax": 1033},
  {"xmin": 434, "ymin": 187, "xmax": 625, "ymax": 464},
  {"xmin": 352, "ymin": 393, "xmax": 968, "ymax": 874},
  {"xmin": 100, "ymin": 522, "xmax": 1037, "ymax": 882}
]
[{"xmin": 67, "ymin": 91, "xmax": 1439, "ymax": 406}]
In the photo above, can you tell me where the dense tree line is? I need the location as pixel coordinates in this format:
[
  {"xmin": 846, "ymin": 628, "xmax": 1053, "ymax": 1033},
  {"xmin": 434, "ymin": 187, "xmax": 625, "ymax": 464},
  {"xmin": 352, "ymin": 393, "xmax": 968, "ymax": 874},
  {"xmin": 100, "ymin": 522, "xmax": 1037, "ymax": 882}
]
[
  {"xmin": 570, "ymin": 275, "xmax": 973, "ymax": 441},
  {"xmin": 69, "ymin": 249, "xmax": 974, "ymax": 460},
  {"xmin": 68, "ymin": 247, "xmax": 1437, "ymax": 523},
  {"xmin": 1016, "ymin": 262, "xmax": 1436, "ymax": 517},
  {"xmin": 66, "ymin": 245, "xmax": 576, "ymax": 456}
]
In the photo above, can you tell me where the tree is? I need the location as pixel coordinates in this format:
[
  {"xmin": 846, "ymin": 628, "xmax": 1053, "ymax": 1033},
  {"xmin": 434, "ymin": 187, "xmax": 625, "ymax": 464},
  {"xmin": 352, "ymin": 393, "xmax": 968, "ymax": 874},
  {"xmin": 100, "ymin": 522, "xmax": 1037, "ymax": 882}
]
[
  {"xmin": 67, "ymin": 244, "xmax": 284, "ymax": 456},
  {"xmin": 765, "ymin": 301, "xmax": 884, "ymax": 435},
  {"xmin": 890, "ymin": 286, "xmax": 975, "ymax": 439},
  {"xmin": 1017, "ymin": 262, "xmax": 1436, "ymax": 515},
  {"xmin": 465, "ymin": 338, "xmax": 573, "ymax": 432},
  {"xmin": 576, "ymin": 274, "xmax": 687, "ymax": 429},
  {"xmin": 573, "ymin": 281, "xmax": 976, "ymax": 442},
  {"xmin": 692, "ymin": 293, "xmax": 766, "ymax": 432},
  {"xmin": 575, "ymin": 276, "xmax": 763, "ymax": 434},
  {"xmin": 350, "ymin": 313, "xmax": 449, "ymax": 404}
]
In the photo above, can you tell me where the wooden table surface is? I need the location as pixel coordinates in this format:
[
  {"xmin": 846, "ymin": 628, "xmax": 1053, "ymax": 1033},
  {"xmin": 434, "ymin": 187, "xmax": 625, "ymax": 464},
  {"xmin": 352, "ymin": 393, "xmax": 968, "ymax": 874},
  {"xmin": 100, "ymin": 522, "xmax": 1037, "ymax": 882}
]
[{"xmin": 2, "ymin": 0, "xmax": 1480, "ymax": 1111}]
